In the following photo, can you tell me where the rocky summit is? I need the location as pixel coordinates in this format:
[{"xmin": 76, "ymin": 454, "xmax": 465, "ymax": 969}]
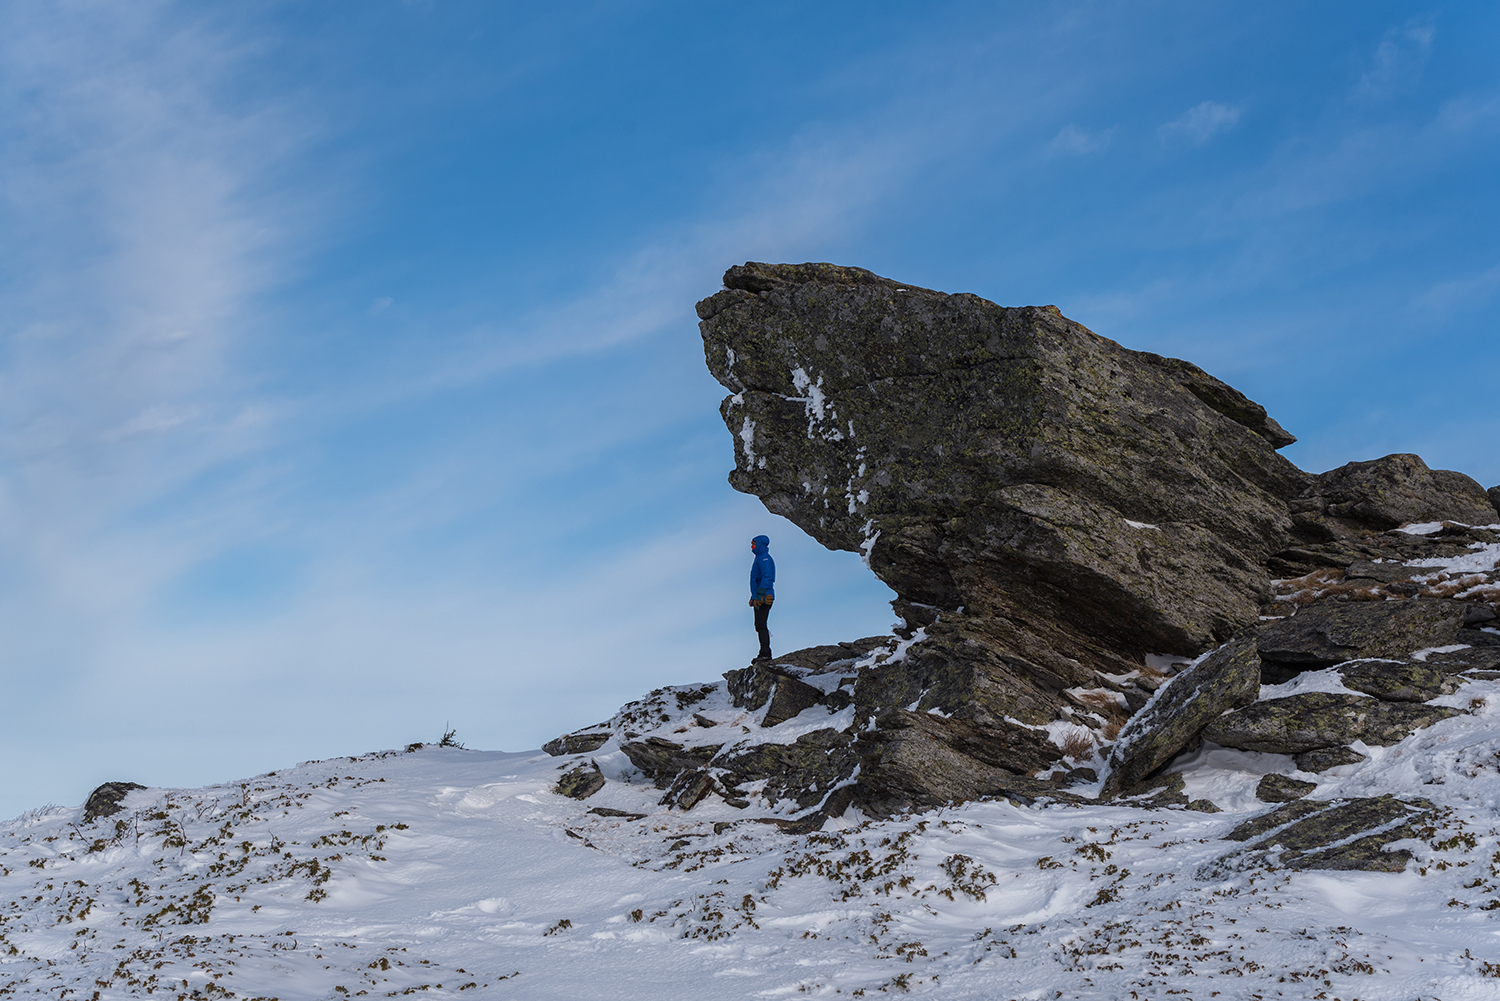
[{"xmin": 542, "ymin": 262, "xmax": 1500, "ymax": 855}]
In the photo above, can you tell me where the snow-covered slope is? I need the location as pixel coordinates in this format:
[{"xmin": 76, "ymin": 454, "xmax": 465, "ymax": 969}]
[{"xmin": 4, "ymin": 673, "xmax": 1500, "ymax": 1001}]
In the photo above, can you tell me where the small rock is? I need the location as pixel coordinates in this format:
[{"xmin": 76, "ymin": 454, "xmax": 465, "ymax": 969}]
[
  {"xmin": 1115, "ymin": 771, "xmax": 1189, "ymax": 809},
  {"xmin": 1339, "ymin": 660, "xmax": 1449, "ymax": 703},
  {"xmin": 1426, "ymin": 646, "xmax": 1500, "ymax": 672},
  {"xmin": 1294, "ymin": 746, "xmax": 1368, "ymax": 772},
  {"xmin": 1342, "ymin": 561, "xmax": 1432, "ymax": 585},
  {"xmin": 1461, "ymin": 627, "xmax": 1500, "ymax": 648},
  {"xmin": 659, "ymin": 769, "xmax": 715, "ymax": 811},
  {"xmin": 1256, "ymin": 774, "xmax": 1317, "ymax": 802},
  {"xmin": 82, "ymin": 782, "xmax": 145, "ymax": 825},
  {"xmin": 1203, "ymin": 692, "xmax": 1461, "ymax": 753},
  {"xmin": 724, "ymin": 664, "xmax": 779, "ymax": 711},
  {"xmin": 1221, "ymin": 795, "xmax": 1431, "ymax": 871},
  {"xmin": 542, "ymin": 731, "xmax": 612, "ymax": 756},
  {"xmin": 555, "ymin": 763, "xmax": 604, "ymax": 800},
  {"xmin": 587, "ymin": 807, "xmax": 645, "ymax": 820},
  {"xmin": 761, "ymin": 675, "xmax": 826, "ymax": 727},
  {"xmin": 1463, "ymin": 604, "xmax": 1497, "ymax": 626},
  {"xmin": 1223, "ymin": 798, "xmax": 1324, "ymax": 842}
]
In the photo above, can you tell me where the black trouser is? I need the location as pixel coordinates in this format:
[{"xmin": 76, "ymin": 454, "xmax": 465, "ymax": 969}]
[{"xmin": 754, "ymin": 601, "xmax": 772, "ymax": 658}]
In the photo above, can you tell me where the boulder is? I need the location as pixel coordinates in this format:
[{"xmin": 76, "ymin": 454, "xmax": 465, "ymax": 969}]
[
  {"xmin": 82, "ymin": 782, "xmax": 145, "ymax": 825},
  {"xmin": 1255, "ymin": 773, "xmax": 1316, "ymax": 802},
  {"xmin": 1489, "ymin": 485, "xmax": 1500, "ymax": 518},
  {"xmin": 853, "ymin": 710, "xmax": 1066, "ymax": 816},
  {"xmin": 1103, "ymin": 630, "xmax": 1261, "ymax": 796},
  {"xmin": 1289, "ymin": 453, "xmax": 1496, "ymax": 541},
  {"xmin": 1467, "ymin": 604, "xmax": 1498, "ymax": 625},
  {"xmin": 555, "ymin": 763, "xmax": 605, "ymax": 800},
  {"xmin": 659, "ymin": 769, "xmax": 715, "ymax": 810},
  {"xmin": 620, "ymin": 738, "xmax": 721, "ymax": 787},
  {"xmin": 1338, "ymin": 660, "xmax": 1451, "ymax": 702},
  {"xmin": 698, "ymin": 262, "xmax": 1307, "ymax": 682},
  {"xmin": 1203, "ymin": 692, "xmax": 1461, "ymax": 753},
  {"xmin": 1220, "ymin": 795, "xmax": 1431, "ymax": 871},
  {"xmin": 714, "ymin": 728, "xmax": 859, "ymax": 811},
  {"xmin": 1294, "ymin": 746, "xmax": 1368, "ymax": 773},
  {"xmin": 759, "ymin": 636, "xmax": 890, "ymax": 672},
  {"xmin": 1461, "ymin": 626, "xmax": 1500, "ymax": 647},
  {"xmin": 1256, "ymin": 599, "xmax": 1466, "ymax": 669},
  {"xmin": 760, "ymin": 674, "xmax": 826, "ymax": 727},
  {"xmin": 724, "ymin": 664, "xmax": 779, "ymax": 711},
  {"xmin": 542, "ymin": 731, "xmax": 612, "ymax": 756}
]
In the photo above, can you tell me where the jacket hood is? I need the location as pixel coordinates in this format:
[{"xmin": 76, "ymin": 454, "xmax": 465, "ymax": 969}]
[{"xmin": 752, "ymin": 534, "xmax": 770, "ymax": 551}]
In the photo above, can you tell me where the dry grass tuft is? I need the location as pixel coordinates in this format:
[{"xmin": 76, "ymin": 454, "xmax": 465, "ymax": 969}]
[
  {"xmin": 1100, "ymin": 719, "xmax": 1122, "ymax": 742},
  {"xmin": 1059, "ymin": 729, "xmax": 1096, "ymax": 760},
  {"xmin": 1074, "ymin": 689, "xmax": 1123, "ymax": 710}
]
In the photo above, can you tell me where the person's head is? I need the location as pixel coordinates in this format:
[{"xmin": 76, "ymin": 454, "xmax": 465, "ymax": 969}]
[{"xmin": 752, "ymin": 534, "xmax": 770, "ymax": 552}]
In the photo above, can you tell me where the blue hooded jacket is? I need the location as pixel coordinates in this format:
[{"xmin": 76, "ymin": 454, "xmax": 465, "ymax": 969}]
[{"xmin": 750, "ymin": 535, "xmax": 775, "ymax": 601}]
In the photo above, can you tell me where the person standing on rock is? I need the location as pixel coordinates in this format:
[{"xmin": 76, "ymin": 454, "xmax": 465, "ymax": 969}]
[{"xmin": 750, "ymin": 534, "xmax": 775, "ymax": 662}]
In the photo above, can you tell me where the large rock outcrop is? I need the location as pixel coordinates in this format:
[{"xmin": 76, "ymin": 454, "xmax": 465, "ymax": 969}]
[
  {"xmin": 697, "ymin": 262, "xmax": 1308, "ymax": 677},
  {"xmin": 540, "ymin": 263, "xmax": 1498, "ymax": 830}
]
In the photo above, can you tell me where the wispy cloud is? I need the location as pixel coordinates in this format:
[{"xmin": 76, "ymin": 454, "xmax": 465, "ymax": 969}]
[
  {"xmin": 0, "ymin": 4, "xmax": 316, "ymax": 689},
  {"xmin": 1047, "ymin": 123, "xmax": 1114, "ymax": 157},
  {"xmin": 1416, "ymin": 263, "xmax": 1500, "ymax": 312},
  {"xmin": 1158, "ymin": 101, "xmax": 1242, "ymax": 145},
  {"xmin": 1354, "ymin": 17, "xmax": 1435, "ymax": 101}
]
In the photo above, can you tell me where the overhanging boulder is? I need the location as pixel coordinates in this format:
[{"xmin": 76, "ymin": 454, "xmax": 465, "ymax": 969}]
[{"xmin": 698, "ymin": 262, "xmax": 1308, "ymax": 679}]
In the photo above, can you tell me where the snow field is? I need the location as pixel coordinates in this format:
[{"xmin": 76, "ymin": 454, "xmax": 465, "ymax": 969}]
[{"xmin": 2, "ymin": 672, "xmax": 1499, "ymax": 1000}]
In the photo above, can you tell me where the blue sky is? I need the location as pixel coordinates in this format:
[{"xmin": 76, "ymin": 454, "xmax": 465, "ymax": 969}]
[{"xmin": 1, "ymin": 1, "xmax": 1497, "ymax": 819}]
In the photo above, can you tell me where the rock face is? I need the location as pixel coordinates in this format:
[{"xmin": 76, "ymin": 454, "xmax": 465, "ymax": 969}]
[{"xmin": 698, "ymin": 262, "xmax": 1307, "ymax": 675}]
